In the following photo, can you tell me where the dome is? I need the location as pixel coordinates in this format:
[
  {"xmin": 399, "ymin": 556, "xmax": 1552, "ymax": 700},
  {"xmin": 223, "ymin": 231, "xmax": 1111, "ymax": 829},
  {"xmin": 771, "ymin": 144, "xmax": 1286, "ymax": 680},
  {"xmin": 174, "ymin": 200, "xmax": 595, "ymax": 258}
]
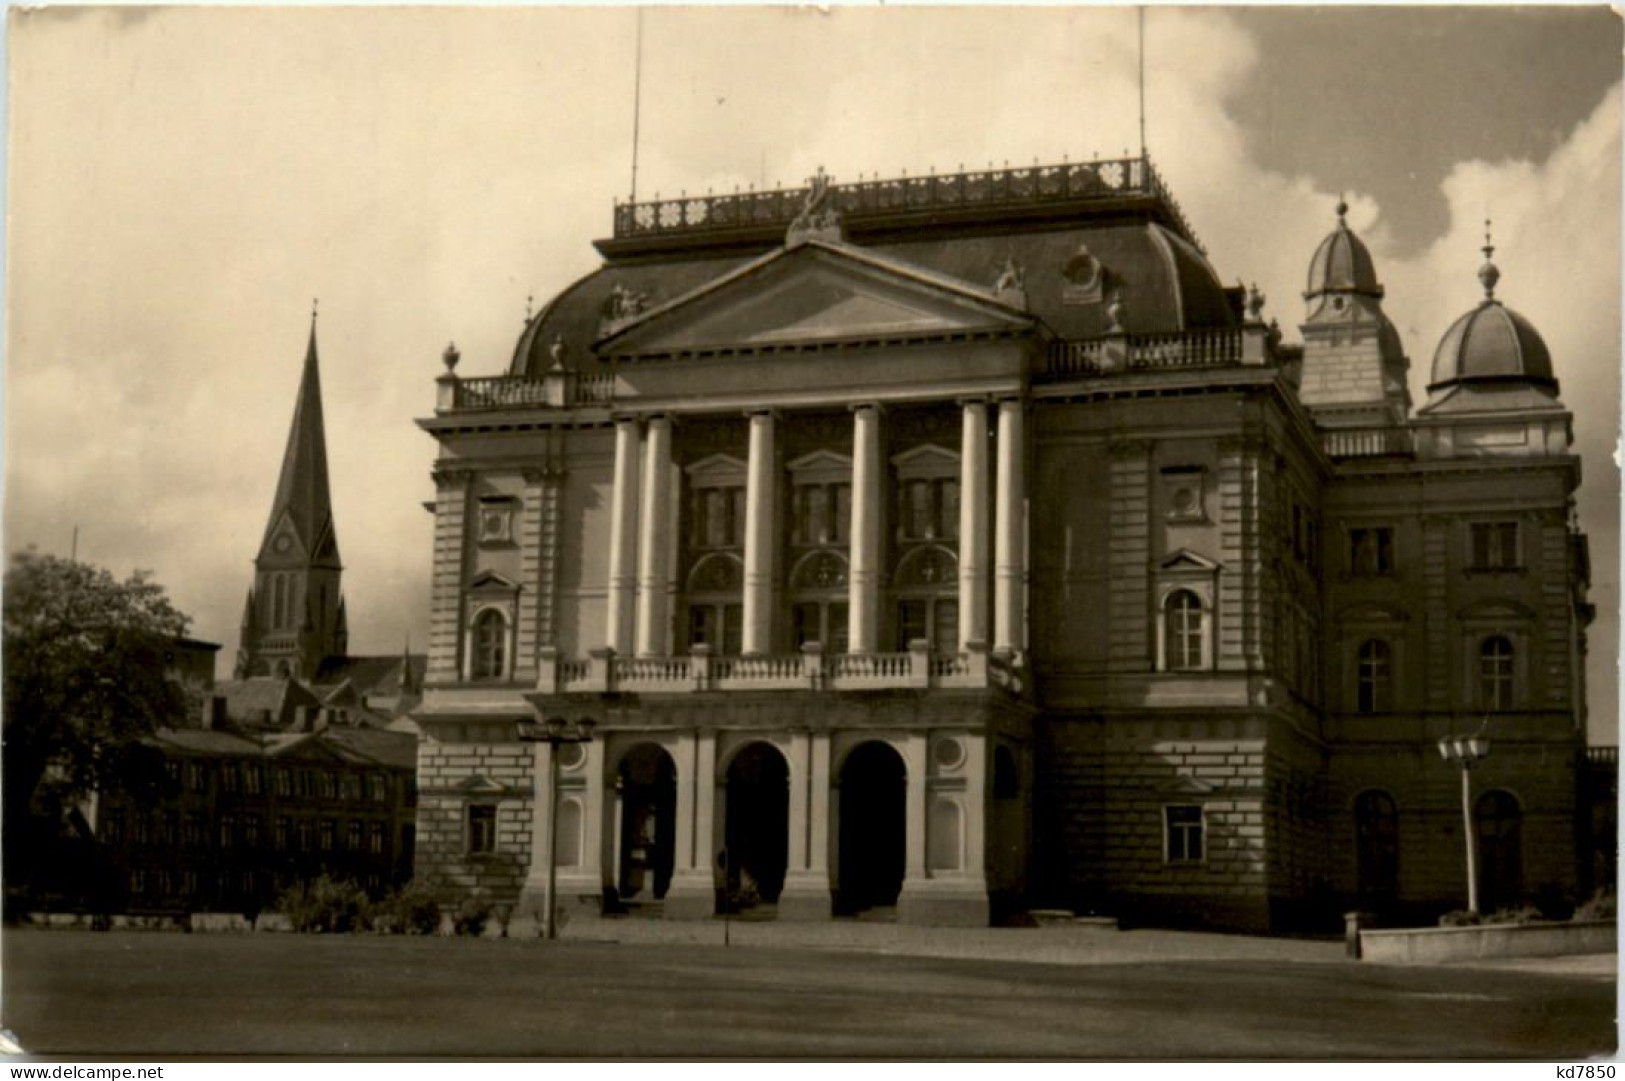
[
  {"xmin": 1428, "ymin": 232, "xmax": 1555, "ymax": 390},
  {"xmin": 1305, "ymin": 199, "xmax": 1383, "ymax": 299},
  {"xmin": 1429, "ymin": 301, "xmax": 1554, "ymax": 389}
]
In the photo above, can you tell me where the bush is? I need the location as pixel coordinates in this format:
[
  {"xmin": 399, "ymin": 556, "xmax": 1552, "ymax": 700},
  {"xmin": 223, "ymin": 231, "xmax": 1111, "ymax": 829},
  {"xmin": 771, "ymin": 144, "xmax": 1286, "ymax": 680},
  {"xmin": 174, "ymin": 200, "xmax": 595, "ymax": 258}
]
[
  {"xmin": 1482, "ymin": 904, "xmax": 1543, "ymax": 926},
  {"xmin": 370, "ymin": 879, "xmax": 442, "ymax": 935},
  {"xmin": 453, "ymin": 893, "xmax": 493, "ymax": 937},
  {"xmin": 1575, "ymin": 888, "xmax": 1615, "ymax": 922},
  {"xmin": 1438, "ymin": 909, "xmax": 1481, "ymax": 927},
  {"xmin": 276, "ymin": 876, "xmax": 371, "ymax": 934}
]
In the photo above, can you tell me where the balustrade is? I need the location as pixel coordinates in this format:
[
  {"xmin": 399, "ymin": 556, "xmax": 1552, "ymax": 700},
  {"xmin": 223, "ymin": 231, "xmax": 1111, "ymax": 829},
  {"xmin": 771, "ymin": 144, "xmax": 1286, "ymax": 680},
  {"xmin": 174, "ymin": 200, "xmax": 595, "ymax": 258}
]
[
  {"xmin": 532, "ymin": 646, "xmax": 1008, "ymax": 695},
  {"xmin": 1320, "ymin": 426, "xmax": 1416, "ymax": 459},
  {"xmin": 612, "ymin": 155, "xmax": 1202, "ymax": 254}
]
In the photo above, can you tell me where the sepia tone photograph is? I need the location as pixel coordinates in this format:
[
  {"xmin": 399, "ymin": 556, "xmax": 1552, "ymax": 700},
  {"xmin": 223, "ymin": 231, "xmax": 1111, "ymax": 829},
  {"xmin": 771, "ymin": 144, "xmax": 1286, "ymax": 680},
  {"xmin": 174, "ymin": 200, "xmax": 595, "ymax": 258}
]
[{"xmin": 2, "ymin": 3, "xmax": 1619, "ymax": 1062}]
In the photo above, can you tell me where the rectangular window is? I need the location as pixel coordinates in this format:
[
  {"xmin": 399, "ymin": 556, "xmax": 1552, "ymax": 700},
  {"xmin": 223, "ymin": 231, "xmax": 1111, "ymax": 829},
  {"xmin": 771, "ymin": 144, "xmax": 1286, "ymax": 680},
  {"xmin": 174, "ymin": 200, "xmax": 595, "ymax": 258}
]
[
  {"xmin": 347, "ymin": 819, "xmax": 363, "ymax": 852},
  {"xmin": 805, "ymin": 485, "xmax": 829, "ymax": 545},
  {"xmin": 187, "ymin": 762, "xmax": 207, "ymax": 793},
  {"xmin": 898, "ymin": 600, "xmax": 928, "ymax": 649},
  {"xmin": 274, "ymin": 818, "xmax": 290, "ymax": 852},
  {"xmin": 932, "ymin": 599, "xmax": 960, "ymax": 653},
  {"xmin": 368, "ymin": 774, "xmax": 387, "ymax": 803},
  {"xmin": 1470, "ymin": 522, "xmax": 1520, "ymax": 570},
  {"xmin": 274, "ymin": 768, "xmax": 292, "ymax": 798},
  {"xmin": 907, "ymin": 480, "xmax": 933, "ymax": 539},
  {"xmin": 244, "ymin": 765, "xmax": 263, "ymax": 796},
  {"xmin": 791, "ymin": 603, "xmax": 820, "ymax": 649},
  {"xmin": 243, "ymin": 816, "xmax": 261, "ymax": 850},
  {"xmin": 133, "ymin": 814, "xmax": 151, "ymax": 846},
  {"xmin": 297, "ymin": 819, "xmax": 313, "ymax": 852},
  {"xmin": 219, "ymin": 815, "xmax": 236, "ymax": 850},
  {"xmin": 184, "ymin": 813, "xmax": 205, "ymax": 848},
  {"xmin": 164, "ymin": 760, "xmax": 181, "ymax": 787},
  {"xmin": 832, "ymin": 484, "xmax": 852, "ymax": 544},
  {"xmin": 102, "ymin": 811, "xmax": 124, "ymax": 846},
  {"xmin": 938, "ymin": 479, "xmax": 960, "ymax": 540},
  {"xmin": 319, "ymin": 819, "xmax": 336, "ymax": 852},
  {"xmin": 220, "ymin": 764, "xmax": 240, "ymax": 795},
  {"xmin": 1165, "ymin": 805, "xmax": 1205, "ymax": 863},
  {"xmin": 321, "ymin": 771, "xmax": 338, "ymax": 800},
  {"xmin": 468, "ymin": 804, "xmax": 497, "ymax": 855},
  {"xmin": 1349, "ymin": 527, "xmax": 1395, "ymax": 576},
  {"xmin": 369, "ymin": 821, "xmax": 385, "ymax": 856}
]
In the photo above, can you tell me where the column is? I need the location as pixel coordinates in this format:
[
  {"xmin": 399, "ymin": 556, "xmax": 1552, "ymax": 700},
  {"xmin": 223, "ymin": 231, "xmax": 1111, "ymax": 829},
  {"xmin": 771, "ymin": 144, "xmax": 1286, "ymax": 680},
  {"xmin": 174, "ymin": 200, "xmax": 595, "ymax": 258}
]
[
  {"xmin": 665, "ymin": 730, "xmax": 717, "ymax": 920},
  {"xmin": 606, "ymin": 417, "xmax": 641, "ymax": 656},
  {"xmin": 848, "ymin": 404, "xmax": 883, "ymax": 654},
  {"xmin": 743, "ymin": 411, "xmax": 777, "ymax": 655},
  {"xmin": 635, "ymin": 415, "xmax": 673, "ymax": 657},
  {"xmin": 779, "ymin": 729, "xmax": 831, "ymax": 919},
  {"xmin": 994, "ymin": 398, "xmax": 1026, "ymax": 656},
  {"xmin": 958, "ymin": 400, "xmax": 990, "ymax": 648}
]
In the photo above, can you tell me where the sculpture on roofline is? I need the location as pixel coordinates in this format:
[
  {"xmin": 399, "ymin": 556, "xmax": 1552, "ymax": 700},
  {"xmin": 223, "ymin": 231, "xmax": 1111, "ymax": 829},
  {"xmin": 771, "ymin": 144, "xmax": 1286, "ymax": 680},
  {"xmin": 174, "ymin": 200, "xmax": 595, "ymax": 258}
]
[{"xmin": 786, "ymin": 167, "xmax": 845, "ymax": 247}]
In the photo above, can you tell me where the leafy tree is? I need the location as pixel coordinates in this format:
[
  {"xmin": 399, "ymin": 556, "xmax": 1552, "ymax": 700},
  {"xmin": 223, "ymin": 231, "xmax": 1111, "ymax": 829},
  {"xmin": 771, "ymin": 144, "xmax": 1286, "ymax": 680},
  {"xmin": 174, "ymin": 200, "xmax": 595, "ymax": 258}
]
[{"xmin": 3, "ymin": 550, "xmax": 192, "ymax": 901}]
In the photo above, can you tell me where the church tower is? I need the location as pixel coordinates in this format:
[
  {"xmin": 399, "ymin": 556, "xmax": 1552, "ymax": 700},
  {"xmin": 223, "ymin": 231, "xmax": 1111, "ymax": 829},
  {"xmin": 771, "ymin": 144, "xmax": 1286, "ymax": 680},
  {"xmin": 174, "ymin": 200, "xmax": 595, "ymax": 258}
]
[
  {"xmin": 235, "ymin": 316, "xmax": 347, "ymax": 680},
  {"xmin": 1296, "ymin": 198, "xmax": 1412, "ymax": 429}
]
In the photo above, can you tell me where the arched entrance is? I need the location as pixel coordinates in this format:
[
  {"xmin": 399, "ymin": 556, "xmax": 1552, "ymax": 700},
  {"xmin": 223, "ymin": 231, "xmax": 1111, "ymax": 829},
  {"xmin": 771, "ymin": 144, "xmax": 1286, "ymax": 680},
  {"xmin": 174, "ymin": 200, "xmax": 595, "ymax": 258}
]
[
  {"xmin": 837, "ymin": 740, "xmax": 907, "ymax": 915},
  {"xmin": 616, "ymin": 744, "xmax": 676, "ymax": 905},
  {"xmin": 723, "ymin": 742, "xmax": 789, "ymax": 908}
]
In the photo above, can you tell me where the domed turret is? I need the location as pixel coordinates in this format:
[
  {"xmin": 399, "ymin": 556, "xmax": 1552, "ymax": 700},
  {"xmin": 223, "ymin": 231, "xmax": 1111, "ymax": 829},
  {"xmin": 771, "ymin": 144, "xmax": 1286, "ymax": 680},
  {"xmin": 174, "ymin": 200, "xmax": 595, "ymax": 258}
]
[
  {"xmin": 1296, "ymin": 197, "xmax": 1410, "ymax": 424},
  {"xmin": 1428, "ymin": 225, "xmax": 1555, "ymax": 391},
  {"xmin": 1305, "ymin": 199, "xmax": 1384, "ymax": 301}
]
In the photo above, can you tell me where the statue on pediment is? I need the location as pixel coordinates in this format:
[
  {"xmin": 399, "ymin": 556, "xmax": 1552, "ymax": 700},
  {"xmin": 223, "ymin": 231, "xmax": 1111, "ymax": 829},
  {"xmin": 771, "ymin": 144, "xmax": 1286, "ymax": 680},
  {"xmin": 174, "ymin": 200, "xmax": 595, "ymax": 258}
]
[
  {"xmin": 993, "ymin": 254, "xmax": 1027, "ymax": 309},
  {"xmin": 786, "ymin": 167, "xmax": 845, "ymax": 247}
]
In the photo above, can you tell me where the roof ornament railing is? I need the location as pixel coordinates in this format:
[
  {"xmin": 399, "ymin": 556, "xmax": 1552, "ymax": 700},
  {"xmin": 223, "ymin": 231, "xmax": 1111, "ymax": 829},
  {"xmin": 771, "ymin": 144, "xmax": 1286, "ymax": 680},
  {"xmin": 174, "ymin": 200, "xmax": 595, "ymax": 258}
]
[{"xmin": 612, "ymin": 153, "xmax": 1204, "ymax": 254}]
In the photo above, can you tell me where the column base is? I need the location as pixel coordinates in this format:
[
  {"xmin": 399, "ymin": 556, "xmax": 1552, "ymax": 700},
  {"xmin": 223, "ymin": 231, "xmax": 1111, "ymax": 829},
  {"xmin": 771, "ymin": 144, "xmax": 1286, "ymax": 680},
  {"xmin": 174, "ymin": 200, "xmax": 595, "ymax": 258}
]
[
  {"xmin": 662, "ymin": 873, "xmax": 718, "ymax": 920},
  {"xmin": 776, "ymin": 872, "xmax": 833, "ymax": 921},
  {"xmin": 897, "ymin": 877, "xmax": 990, "ymax": 927},
  {"xmin": 515, "ymin": 877, "xmax": 607, "ymax": 936}
]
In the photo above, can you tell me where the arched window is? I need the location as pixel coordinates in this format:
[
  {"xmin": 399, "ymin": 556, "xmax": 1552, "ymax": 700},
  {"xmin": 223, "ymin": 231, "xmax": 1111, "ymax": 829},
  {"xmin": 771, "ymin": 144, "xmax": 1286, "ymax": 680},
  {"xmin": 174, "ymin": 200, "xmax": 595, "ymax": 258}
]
[
  {"xmin": 1163, "ymin": 590, "xmax": 1204, "ymax": 671},
  {"xmin": 1356, "ymin": 639, "xmax": 1392, "ymax": 714},
  {"xmin": 471, "ymin": 609, "xmax": 507, "ymax": 680},
  {"xmin": 1354, "ymin": 790, "xmax": 1399, "ymax": 902},
  {"xmin": 1475, "ymin": 789, "xmax": 1524, "ymax": 911},
  {"xmin": 1479, "ymin": 636, "xmax": 1514, "ymax": 710}
]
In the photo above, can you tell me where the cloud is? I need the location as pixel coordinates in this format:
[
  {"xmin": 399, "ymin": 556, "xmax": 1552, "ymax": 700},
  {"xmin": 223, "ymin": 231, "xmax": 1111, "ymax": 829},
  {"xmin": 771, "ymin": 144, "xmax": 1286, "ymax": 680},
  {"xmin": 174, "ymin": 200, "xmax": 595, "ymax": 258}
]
[{"xmin": 5, "ymin": 9, "xmax": 1617, "ymax": 738}]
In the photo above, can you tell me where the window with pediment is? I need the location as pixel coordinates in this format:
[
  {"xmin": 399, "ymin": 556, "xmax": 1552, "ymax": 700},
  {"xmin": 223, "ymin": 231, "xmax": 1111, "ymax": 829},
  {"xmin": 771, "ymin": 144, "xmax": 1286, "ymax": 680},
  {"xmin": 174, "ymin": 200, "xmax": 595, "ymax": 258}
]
[
  {"xmin": 1154, "ymin": 550, "xmax": 1219, "ymax": 672},
  {"xmin": 788, "ymin": 448, "xmax": 853, "ymax": 548},
  {"xmin": 685, "ymin": 454, "xmax": 748, "ymax": 551},
  {"xmin": 891, "ymin": 445, "xmax": 960, "ymax": 544}
]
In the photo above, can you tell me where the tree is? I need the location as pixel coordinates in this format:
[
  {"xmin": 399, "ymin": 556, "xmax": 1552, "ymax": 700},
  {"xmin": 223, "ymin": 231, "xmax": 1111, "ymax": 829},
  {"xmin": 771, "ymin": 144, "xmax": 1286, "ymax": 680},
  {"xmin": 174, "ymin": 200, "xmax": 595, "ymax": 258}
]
[{"xmin": 3, "ymin": 550, "xmax": 192, "ymax": 902}]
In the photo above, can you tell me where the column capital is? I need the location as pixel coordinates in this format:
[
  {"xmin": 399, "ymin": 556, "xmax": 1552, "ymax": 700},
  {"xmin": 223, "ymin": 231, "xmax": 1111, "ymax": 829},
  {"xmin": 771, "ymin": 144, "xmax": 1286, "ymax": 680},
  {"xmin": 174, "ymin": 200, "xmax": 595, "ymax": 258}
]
[
  {"xmin": 609, "ymin": 411, "xmax": 643, "ymax": 426},
  {"xmin": 644, "ymin": 411, "xmax": 676, "ymax": 428},
  {"xmin": 957, "ymin": 395, "xmax": 993, "ymax": 410},
  {"xmin": 431, "ymin": 464, "xmax": 475, "ymax": 490},
  {"xmin": 849, "ymin": 401, "xmax": 886, "ymax": 416},
  {"xmin": 745, "ymin": 407, "xmax": 780, "ymax": 421}
]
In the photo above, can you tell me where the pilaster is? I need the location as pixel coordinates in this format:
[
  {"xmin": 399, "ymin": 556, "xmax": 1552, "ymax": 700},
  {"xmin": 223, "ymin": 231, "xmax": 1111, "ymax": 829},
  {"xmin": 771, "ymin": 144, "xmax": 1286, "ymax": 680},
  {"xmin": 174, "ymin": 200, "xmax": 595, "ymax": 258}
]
[{"xmin": 428, "ymin": 465, "xmax": 472, "ymax": 683}]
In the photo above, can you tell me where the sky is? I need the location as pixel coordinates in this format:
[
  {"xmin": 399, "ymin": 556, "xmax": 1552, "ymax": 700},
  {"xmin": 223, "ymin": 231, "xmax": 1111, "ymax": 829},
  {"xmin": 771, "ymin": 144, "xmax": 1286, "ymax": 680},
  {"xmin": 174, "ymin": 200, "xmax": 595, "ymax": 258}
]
[{"xmin": 6, "ymin": 6, "xmax": 1621, "ymax": 739}]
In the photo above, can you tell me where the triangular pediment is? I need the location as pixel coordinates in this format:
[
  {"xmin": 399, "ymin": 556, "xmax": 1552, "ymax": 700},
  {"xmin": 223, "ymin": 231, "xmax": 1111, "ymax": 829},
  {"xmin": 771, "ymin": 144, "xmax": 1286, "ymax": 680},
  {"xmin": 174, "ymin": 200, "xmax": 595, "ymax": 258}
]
[
  {"xmin": 1153, "ymin": 773, "xmax": 1218, "ymax": 795},
  {"xmin": 596, "ymin": 241, "xmax": 1031, "ymax": 358},
  {"xmin": 787, "ymin": 449, "xmax": 852, "ymax": 474},
  {"xmin": 891, "ymin": 444, "xmax": 960, "ymax": 471},
  {"xmin": 686, "ymin": 453, "xmax": 749, "ymax": 479},
  {"xmin": 1159, "ymin": 548, "xmax": 1222, "ymax": 573},
  {"xmin": 259, "ymin": 510, "xmax": 308, "ymax": 564},
  {"xmin": 469, "ymin": 570, "xmax": 520, "ymax": 595}
]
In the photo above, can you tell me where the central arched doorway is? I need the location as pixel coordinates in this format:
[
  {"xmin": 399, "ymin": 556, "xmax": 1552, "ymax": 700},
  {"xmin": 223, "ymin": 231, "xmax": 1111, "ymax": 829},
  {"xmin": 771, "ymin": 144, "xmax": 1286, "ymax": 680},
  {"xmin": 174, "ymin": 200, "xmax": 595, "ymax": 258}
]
[
  {"xmin": 723, "ymin": 742, "xmax": 789, "ymax": 909},
  {"xmin": 616, "ymin": 744, "xmax": 676, "ymax": 906},
  {"xmin": 837, "ymin": 740, "xmax": 907, "ymax": 915}
]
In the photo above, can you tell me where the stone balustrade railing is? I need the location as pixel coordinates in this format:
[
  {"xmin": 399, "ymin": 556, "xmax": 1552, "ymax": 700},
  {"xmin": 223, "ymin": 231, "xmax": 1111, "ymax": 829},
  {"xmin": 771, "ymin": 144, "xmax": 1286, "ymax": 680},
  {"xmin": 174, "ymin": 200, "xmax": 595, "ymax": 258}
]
[
  {"xmin": 535, "ymin": 640, "xmax": 1016, "ymax": 695},
  {"xmin": 1040, "ymin": 326, "xmax": 1260, "ymax": 380},
  {"xmin": 1320, "ymin": 425, "xmax": 1416, "ymax": 459}
]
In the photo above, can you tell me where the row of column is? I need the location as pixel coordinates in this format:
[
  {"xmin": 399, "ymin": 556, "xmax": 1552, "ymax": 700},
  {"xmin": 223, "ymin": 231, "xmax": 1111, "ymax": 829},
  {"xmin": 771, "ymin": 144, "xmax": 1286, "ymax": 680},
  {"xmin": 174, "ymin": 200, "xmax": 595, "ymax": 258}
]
[{"xmin": 604, "ymin": 401, "xmax": 1026, "ymax": 659}]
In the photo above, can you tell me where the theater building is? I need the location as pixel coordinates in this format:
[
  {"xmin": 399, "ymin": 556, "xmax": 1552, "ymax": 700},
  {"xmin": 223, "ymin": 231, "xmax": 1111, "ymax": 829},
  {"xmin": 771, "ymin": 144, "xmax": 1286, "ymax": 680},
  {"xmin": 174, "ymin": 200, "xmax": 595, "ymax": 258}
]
[{"xmin": 412, "ymin": 158, "xmax": 1594, "ymax": 929}]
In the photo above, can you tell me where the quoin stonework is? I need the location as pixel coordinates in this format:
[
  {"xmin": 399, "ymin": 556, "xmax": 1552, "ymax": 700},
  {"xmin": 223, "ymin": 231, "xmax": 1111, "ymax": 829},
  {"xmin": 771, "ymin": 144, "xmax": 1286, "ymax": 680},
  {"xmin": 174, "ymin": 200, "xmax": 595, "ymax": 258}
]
[{"xmin": 411, "ymin": 158, "xmax": 1600, "ymax": 931}]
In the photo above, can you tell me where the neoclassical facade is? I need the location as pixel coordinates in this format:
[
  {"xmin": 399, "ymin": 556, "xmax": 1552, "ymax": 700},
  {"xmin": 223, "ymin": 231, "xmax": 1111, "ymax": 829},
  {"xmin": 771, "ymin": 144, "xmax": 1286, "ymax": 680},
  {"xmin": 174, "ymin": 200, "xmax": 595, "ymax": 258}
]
[{"xmin": 413, "ymin": 161, "xmax": 1595, "ymax": 930}]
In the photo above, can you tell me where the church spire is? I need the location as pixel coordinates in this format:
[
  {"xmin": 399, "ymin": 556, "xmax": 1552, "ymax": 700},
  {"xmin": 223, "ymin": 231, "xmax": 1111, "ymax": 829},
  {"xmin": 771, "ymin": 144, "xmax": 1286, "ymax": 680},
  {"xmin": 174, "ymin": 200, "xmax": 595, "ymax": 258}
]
[{"xmin": 258, "ymin": 304, "xmax": 340, "ymax": 569}]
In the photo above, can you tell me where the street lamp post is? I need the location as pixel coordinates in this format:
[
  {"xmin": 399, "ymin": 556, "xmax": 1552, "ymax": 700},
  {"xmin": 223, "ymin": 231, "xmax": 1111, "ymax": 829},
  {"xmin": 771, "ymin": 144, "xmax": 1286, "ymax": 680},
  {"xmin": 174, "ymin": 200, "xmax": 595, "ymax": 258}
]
[
  {"xmin": 1438, "ymin": 733, "xmax": 1490, "ymax": 915},
  {"xmin": 517, "ymin": 715, "xmax": 596, "ymax": 940}
]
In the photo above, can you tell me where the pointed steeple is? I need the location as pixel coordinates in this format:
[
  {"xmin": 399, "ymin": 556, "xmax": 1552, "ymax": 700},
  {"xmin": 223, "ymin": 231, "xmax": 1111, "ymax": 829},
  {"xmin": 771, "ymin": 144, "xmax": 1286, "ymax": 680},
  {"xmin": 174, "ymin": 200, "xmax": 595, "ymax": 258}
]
[{"xmin": 258, "ymin": 306, "xmax": 340, "ymax": 569}]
